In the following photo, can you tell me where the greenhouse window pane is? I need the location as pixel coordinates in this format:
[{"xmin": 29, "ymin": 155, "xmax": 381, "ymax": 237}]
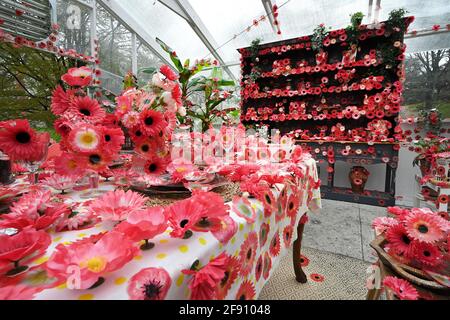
[
  {"xmin": 96, "ymin": 2, "xmax": 132, "ymax": 77},
  {"xmin": 137, "ymin": 38, "xmax": 163, "ymax": 86},
  {"xmin": 56, "ymin": 0, "xmax": 92, "ymax": 56},
  {"xmin": 113, "ymin": 0, "xmax": 211, "ymax": 62}
]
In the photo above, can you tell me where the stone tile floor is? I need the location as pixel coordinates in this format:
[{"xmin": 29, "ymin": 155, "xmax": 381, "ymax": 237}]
[{"xmin": 304, "ymin": 199, "xmax": 388, "ymax": 263}]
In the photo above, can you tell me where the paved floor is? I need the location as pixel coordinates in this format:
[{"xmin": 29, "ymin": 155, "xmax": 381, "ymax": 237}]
[{"xmin": 303, "ymin": 199, "xmax": 388, "ymax": 263}]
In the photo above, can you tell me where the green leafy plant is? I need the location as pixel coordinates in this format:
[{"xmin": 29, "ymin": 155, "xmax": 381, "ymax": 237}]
[
  {"xmin": 386, "ymin": 8, "xmax": 409, "ymax": 34},
  {"xmin": 311, "ymin": 24, "xmax": 330, "ymax": 52},
  {"xmin": 346, "ymin": 12, "xmax": 365, "ymax": 45},
  {"xmin": 153, "ymin": 38, "xmax": 235, "ymax": 132}
]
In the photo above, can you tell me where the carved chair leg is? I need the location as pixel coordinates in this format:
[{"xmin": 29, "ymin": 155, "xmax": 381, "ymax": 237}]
[
  {"xmin": 293, "ymin": 215, "xmax": 308, "ymax": 283},
  {"xmin": 366, "ymin": 288, "xmax": 382, "ymax": 300}
]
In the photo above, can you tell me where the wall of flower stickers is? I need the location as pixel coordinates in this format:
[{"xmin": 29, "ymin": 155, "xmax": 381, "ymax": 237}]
[{"xmin": 239, "ymin": 10, "xmax": 414, "ymax": 207}]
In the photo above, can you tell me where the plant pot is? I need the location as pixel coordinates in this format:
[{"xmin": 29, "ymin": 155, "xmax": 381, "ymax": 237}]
[{"xmin": 349, "ymin": 166, "xmax": 369, "ymax": 194}]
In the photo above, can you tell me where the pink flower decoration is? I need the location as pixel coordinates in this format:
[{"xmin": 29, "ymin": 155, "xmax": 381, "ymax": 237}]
[
  {"xmin": 0, "ymin": 285, "xmax": 41, "ymax": 300},
  {"xmin": 383, "ymin": 276, "xmax": 418, "ymax": 300},
  {"xmin": 114, "ymin": 207, "xmax": 167, "ymax": 244},
  {"xmin": 61, "ymin": 66, "xmax": 93, "ymax": 87},
  {"xmin": 45, "ymin": 231, "xmax": 139, "ymax": 290},
  {"xmin": 128, "ymin": 267, "xmax": 172, "ymax": 300},
  {"xmin": 404, "ymin": 210, "xmax": 446, "ymax": 243},
  {"xmin": 88, "ymin": 190, "xmax": 147, "ymax": 222}
]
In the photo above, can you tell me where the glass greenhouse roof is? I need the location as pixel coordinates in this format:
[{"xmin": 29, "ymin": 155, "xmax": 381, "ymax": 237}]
[{"xmin": 109, "ymin": 0, "xmax": 450, "ymax": 79}]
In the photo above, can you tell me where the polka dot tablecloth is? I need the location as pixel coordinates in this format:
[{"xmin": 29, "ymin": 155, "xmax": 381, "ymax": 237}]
[{"xmin": 33, "ymin": 158, "xmax": 321, "ymax": 300}]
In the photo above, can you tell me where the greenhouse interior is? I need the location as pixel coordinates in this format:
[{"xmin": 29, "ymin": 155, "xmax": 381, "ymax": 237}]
[{"xmin": 0, "ymin": 0, "xmax": 449, "ymax": 302}]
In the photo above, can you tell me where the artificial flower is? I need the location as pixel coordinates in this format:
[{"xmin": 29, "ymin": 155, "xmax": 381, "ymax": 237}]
[
  {"xmin": 61, "ymin": 66, "xmax": 93, "ymax": 87},
  {"xmin": 232, "ymin": 196, "xmax": 256, "ymax": 223},
  {"xmin": 68, "ymin": 96, "xmax": 106, "ymax": 123},
  {"xmin": 164, "ymin": 197, "xmax": 203, "ymax": 239},
  {"xmin": 238, "ymin": 231, "xmax": 258, "ymax": 276},
  {"xmin": 286, "ymin": 193, "xmax": 300, "ymax": 219},
  {"xmin": 54, "ymin": 204, "xmax": 99, "ymax": 232},
  {"xmin": 255, "ymin": 255, "xmax": 263, "ymax": 282},
  {"xmin": 78, "ymin": 150, "xmax": 114, "ymax": 172},
  {"xmin": 0, "ymin": 120, "xmax": 48, "ymax": 162},
  {"xmin": 0, "ymin": 227, "xmax": 51, "ymax": 274},
  {"xmin": 143, "ymin": 156, "xmax": 169, "ymax": 176},
  {"xmin": 310, "ymin": 273, "xmax": 325, "ymax": 282},
  {"xmin": 383, "ymin": 276, "xmax": 419, "ymax": 300},
  {"xmin": 114, "ymin": 207, "xmax": 167, "ymax": 245},
  {"xmin": 43, "ymin": 174, "xmax": 79, "ymax": 193},
  {"xmin": 127, "ymin": 267, "xmax": 172, "ymax": 300},
  {"xmin": 88, "ymin": 190, "xmax": 147, "ymax": 222},
  {"xmin": 385, "ymin": 223, "xmax": 414, "ymax": 258},
  {"xmin": 404, "ymin": 210, "xmax": 446, "ymax": 243},
  {"xmin": 182, "ymin": 252, "xmax": 229, "ymax": 300},
  {"xmin": 371, "ymin": 216, "xmax": 397, "ymax": 235},
  {"xmin": 283, "ymin": 225, "xmax": 294, "ymax": 247},
  {"xmin": 139, "ymin": 109, "xmax": 167, "ymax": 137},
  {"xmin": 411, "ymin": 241, "xmax": 443, "ymax": 267},
  {"xmin": 54, "ymin": 152, "xmax": 86, "ymax": 176},
  {"xmin": 101, "ymin": 126, "xmax": 125, "ymax": 153},
  {"xmin": 0, "ymin": 285, "xmax": 41, "ymax": 300},
  {"xmin": 68, "ymin": 124, "xmax": 103, "ymax": 153},
  {"xmin": 160, "ymin": 65, "xmax": 179, "ymax": 81},
  {"xmin": 235, "ymin": 280, "xmax": 256, "ymax": 300},
  {"xmin": 51, "ymin": 85, "xmax": 74, "ymax": 115},
  {"xmin": 45, "ymin": 231, "xmax": 139, "ymax": 290}
]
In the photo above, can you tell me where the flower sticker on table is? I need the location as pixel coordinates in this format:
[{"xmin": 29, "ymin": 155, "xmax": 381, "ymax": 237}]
[
  {"xmin": 235, "ymin": 280, "xmax": 256, "ymax": 300},
  {"xmin": 262, "ymin": 252, "xmax": 272, "ymax": 280},
  {"xmin": 238, "ymin": 232, "xmax": 258, "ymax": 277},
  {"xmin": 44, "ymin": 231, "xmax": 139, "ymax": 290},
  {"xmin": 255, "ymin": 255, "xmax": 263, "ymax": 282},
  {"xmin": 232, "ymin": 196, "xmax": 256, "ymax": 223},
  {"xmin": 216, "ymin": 256, "xmax": 240, "ymax": 300},
  {"xmin": 127, "ymin": 267, "xmax": 172, "ymax": 300},
  {"xmin": 211, "ymin": 215, "xmax": 237, "ymax": 245},
  {"xmin": 259, "ymin": 223, "xmax": 270, "ymax": 248},
  {"xmin": 286, "ymin": 192, "xmax": 300, "ymax": 219},
  {"xmin": 283, "ymin": 225, "xmax": 294, "ymax": 248},
  {"xmin": 269, "ymin": 231, "xmax": 281, "ymax": 257}
]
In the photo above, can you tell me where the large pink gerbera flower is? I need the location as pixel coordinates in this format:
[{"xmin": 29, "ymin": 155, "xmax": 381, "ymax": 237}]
[
  {"xmin": 88, "ymin": 190, "xmax": 147, "ymax": 222},
  {"xmin": 54, "ymin": 153, "xmax": 86, "ymax": 176},
  {"xmin": 138, "ymin": 109, "xmax": 167, "ymax": 137},
  {"xmin": 45, "ymin": 231, "xmax": 139, "ymax": 290},
  {"xmin": 101, "ymin": 126, "xmax": 125, "ymax": 154},
  {"xmin": 0, "ymin": 120, "xmax": 46, "ymax": 162},
  {"xmin": 61, "ymin": 66, "xmax": 93, "ymax": 87},
  {"xmin": 67, "ymin": 124, "xmax": 103, "ymax": 153},
  {"xmin": 160, "ymin": 65, "xmax": 179, "ymax": 81},
  {"xmin": 68, "ymin": 96, "xmax": 106, "ymax": 123},
  {"xmin": 43, "ymin": 174, "xmax": 79, "ymax": 193},
  {"xmin": 372, "ymin": 216, "xmax": 398, "ymax": 235},
  {"xmin": 182, "ymin": 252, "xmax": 229, "ymax": 300},
  {"xmin": 383, "ymin": 276, "xmax": 419, "ymax": 300},
  {"xmin": 411, "ymin": 241, "xmax": 443, "ymax": 267},
  {"xmin": 164, "ymin": 198, "xmax": 204, "ymax": 239},
  {"xmin": 51, "ymin": 85, "xmax": 75, "ymax": 115},
  {"xmin": 143, "ymin": 156, "xmax": 169, "ymax": 176},
  {"xmin": 386, "ymin": 223, "xmax": 415, "ymax": 258},
  {"xmin": 239, "ymin": 231, "xmax": 258, "ymax": 277},
  {"xmin": 216, "ymin": 255, "xmax": 240, "ymax": 300},
  {"xmin": 128, "ymin": 267, "xmax": 172, "ymax": 300},
  {"xmin": 404, "ymin": 211, "xmax": 446, "ymax": 243},
  {"xmin": 114, "ymin": 207, "xmax": 167, "ymax": 248}
]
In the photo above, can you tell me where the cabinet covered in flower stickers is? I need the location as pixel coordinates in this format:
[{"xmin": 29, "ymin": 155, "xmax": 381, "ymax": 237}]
[{"xmin": 239, "ymin": 16, "xmax": 414, "ymax": 206}]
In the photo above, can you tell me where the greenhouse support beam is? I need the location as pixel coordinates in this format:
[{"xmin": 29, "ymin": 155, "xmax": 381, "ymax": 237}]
[
  {"xmin": 158, "ymin": 0, "xmax": 237, "ymax": 82},
  {"xmin": 261, "ymin": 0, "xmax": 277, "ymax": 33},
  {"xmin": 97, "ymin": 0, "xmax": 174, "ymax": 70}
]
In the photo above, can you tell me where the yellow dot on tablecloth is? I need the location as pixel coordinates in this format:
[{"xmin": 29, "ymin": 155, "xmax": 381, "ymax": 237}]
[
  {"xmin": 33, "ymin": 256, "xmax": 49, "ymax": 265},
  {"xmin": 244, "ymin": 233, "xmax": 248, "ymax": 239},
  {"xmin": 156, "ymin": 253, "xmax": 167, "ymax": 260},
  {"xmin": 219, "ymin": 243, "xmax": 223, "ymax": 249},
  {"xmin": 239, "ymin": 224, "xmax": 244, "ymax": 231},
  {"xmin": 62, "ymin": 241, "xmax": 72, "ymax": 245},
  {"xmin": 234, "ymin": 250, "xmax": 239, "ymax": 257},
  {"xmin": 159, "ymin": 239, "xmax": 169, "ymax": 244},
  {"xmin": 179, "ymin": 245, "xmax": 189, "ymax": 253},
  {"xmin": 231, "ymin": 237, "xmax": 236, "ymax": 244},
  {"xmin": 134, "ymin": 255, "xmax": 143, "ymax": 261},
  {"xmin": 250, "ymin": 224, "xmax": 254, "ymax": 231},
  {"xmin": 198, "ymin": 238, "xmax": 207, "ymax": 246},
  {"xmin": 176, "ymin": 274, "xmax": 184, "ymax": 287},
  {"xmin": 114, "ymin": 277, "xmax": 127, "ymax": 285},
  {"xmin": 259, "ymin": 214, "xmax": 263, "ymax": 221},
  {"xmin": 210, "ymin": 254, "xmax": 215, "ymax": 261},
  {"xmin": 77, "ymin": 233, "xmax": 87, "ymax": 238},
  {"xmin": 57, "ymin": 283, "xmax": 67, "ymax": 290},
  {"xmin": 52, "ymin": 236, "xmax": 62, "ymax": 243},
  {"xmin": 78, "ymin": 294, "xmax": 94, "ymax": 300}
]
